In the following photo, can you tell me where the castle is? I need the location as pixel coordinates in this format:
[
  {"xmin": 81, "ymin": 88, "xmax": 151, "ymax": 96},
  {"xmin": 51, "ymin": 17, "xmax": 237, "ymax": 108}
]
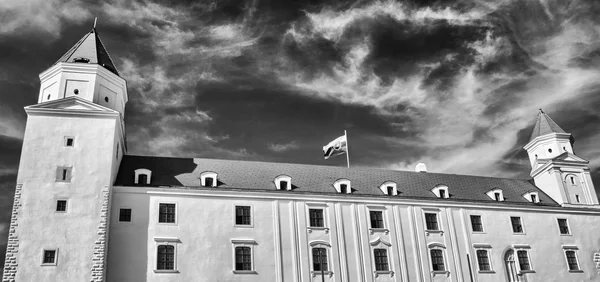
[{"xmin": 3, "ymin": 27, "xmax": 600, "ymax": 282}]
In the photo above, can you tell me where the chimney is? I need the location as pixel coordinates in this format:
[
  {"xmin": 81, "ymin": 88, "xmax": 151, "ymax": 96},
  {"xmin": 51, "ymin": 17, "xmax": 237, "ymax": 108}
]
[{"xmin": 415, "ymin": 163, "xmax": 427, "ymax": 173}]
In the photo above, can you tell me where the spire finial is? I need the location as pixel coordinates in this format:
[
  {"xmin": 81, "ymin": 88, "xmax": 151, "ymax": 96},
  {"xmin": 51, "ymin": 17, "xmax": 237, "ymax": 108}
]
[{"xmin": 93, "ymin": 17, "xmax": 97, "ymax": 29}]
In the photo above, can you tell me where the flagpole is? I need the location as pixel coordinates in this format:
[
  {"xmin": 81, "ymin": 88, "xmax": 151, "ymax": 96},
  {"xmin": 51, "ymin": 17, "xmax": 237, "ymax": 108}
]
[{"xmin": 344, "ymin": 130, "xmax": 350, "ymax": 168}]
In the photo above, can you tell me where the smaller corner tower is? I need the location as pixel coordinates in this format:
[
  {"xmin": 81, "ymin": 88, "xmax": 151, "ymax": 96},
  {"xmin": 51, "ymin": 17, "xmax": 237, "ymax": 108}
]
[{"xmin": 524, "ymin": 110, "xmax": 599, "ymax": 207}]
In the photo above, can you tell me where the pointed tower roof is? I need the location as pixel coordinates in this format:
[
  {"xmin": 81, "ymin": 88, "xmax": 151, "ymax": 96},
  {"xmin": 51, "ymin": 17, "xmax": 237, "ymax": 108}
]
[
  {"xmin": 54, "ymin": 28, "xmax": 119, "ymax": 76},
  {"xmin": 529, "ymin": 109, "xmax": 566, "ymax": 141}
]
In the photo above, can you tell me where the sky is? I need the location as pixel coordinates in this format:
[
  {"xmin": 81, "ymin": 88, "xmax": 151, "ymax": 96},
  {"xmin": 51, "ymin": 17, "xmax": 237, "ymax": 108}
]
[{"xmin": 1, "ymin": 0, "xmax": 600, "ymax": 268}]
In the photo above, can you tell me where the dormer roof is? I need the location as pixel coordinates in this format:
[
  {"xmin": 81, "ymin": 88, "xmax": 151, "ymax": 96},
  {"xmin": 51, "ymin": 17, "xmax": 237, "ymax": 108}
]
[
  {"xmin": 529, "ymin": 110, "xmax": 566, "ymax": 142},
  {"xmin": 54, "ymin": 28, "xmax": 119, "ymax": 76}
]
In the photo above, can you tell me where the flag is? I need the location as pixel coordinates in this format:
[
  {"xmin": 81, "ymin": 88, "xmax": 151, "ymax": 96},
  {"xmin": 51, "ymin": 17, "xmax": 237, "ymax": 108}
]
[{"xmin": 323, "ymin": 135, "xmax": 347, "ymax": 159}]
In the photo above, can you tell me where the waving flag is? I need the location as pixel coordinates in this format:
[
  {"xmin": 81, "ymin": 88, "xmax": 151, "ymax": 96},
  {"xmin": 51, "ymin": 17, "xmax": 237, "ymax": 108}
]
[{"xmin": 323, "ymin": 135, "xmax": 347, "ymax": 159}]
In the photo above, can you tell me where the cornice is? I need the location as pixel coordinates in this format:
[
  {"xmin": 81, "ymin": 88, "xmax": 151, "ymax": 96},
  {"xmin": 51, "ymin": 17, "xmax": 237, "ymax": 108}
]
[
  {"xmin": 25, "ymin": 106, "xmax": 120, "ymax": 118},
  {"xmin": 523, "ymin": 132, "xmax": 572, "ymax": 151}
]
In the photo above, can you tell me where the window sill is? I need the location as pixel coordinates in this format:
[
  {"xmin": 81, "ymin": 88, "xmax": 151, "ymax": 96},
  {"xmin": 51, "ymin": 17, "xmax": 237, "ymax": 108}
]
[
  {"xmin": 41, "ymin": 263, "xmax": 57, "ymax": 266},
  {"xmin": 157, "ymin": 222, "xmax": 177, "ymax": 226},
  {"xmin": 234, "ymin": 224, "xmax": 254, "ymax": 228},
  {"xmin": 431, "ymin": 270, "xmax": 449, "ymax": 277},
  {"xmin": 425, "ymin": 230, "xmax": 444, "ymax": 236},
  {"xmin": 478, "ymin": 270, "xmax": 495, "ymax": 274},
  {"xmin": 471, "ymin": 231, "xmax": 486, "ymax": 234},
  {"xmin": 308, "ymin": 227, "xmax": 330, "ymax": 234},
  {"xmin": 232, "ymin": 270, "xmax": 257, "ymax": 274},
  {"xmin": 374, "ymin": 270, "xmax": 394, "ymax": 277},
  {"xmin": 560, "ymin": 234, "xmax": 572, "ymax": 236},
  {"xmin": 568, "ymin": 270, "xmax": 583, "ymax": 273},
  {"xmin": 512, "ymin": 232, "xmax": 526, "ymax": 235},
  {"xmin": 369, "ymin": 228, "xmax": 389, "ymax": 235},
  {"xmin": 518, "ymin": 270, "xmax": 535, "ymax": 274},
  {"xmin": 154, "ymin": 270, "xmax": 179, "ymax": 273},
  {"xmin": 311, "ymin": 271, "xmax": 333, "ymax": 277}
]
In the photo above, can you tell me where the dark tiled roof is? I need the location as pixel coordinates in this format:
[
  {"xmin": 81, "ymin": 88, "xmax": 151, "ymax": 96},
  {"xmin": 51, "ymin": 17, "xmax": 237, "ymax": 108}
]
[
  {"xmin": 529, "ymin": 110, "xmax": 566, "ymax": 142},
  {"xmin": 115, "ymin": 155, "xmax": 558, "ymax": 207},
  {"xmin": 54, "ymin": 29, "xmax": 119, "ymax": 76}
]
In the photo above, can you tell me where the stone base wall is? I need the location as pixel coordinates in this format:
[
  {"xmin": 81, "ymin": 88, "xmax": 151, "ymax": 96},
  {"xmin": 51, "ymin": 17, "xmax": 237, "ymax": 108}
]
[
  {"xmin": 2, "ymin": 184, "xmax": 22, "ymax": 282},
  {"xmin": 90, "ymin": 186, "xmax": 110, "ymax": 282}
]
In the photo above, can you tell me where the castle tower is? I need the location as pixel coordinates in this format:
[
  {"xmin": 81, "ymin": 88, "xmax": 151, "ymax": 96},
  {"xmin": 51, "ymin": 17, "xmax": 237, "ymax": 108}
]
[
  {"xmin": 2, "ymin": 27, "xmax": 127, "ymax": 281},
  {"xmin": 524, "ymin": 110, "xmax": 599, "ymax": 207}
]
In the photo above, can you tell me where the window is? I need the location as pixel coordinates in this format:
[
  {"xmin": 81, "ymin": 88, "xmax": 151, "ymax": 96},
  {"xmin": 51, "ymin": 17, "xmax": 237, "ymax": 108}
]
[
  {"xmin": 275, "ymin": 175, "xmax": 292, "ymax": 190},
  {"xmin": 494, "ymin": 193, "xmax": 501, "ymax": 201},
  {"xmin": 64, "ymin": 137, "xmax": 74, "ymax": 147},
  {"xmin": 134, "ymin": 168, "xmax": 151, "ymax": 185},
  {"xmin": 340, "ymin": 184, "xmax": 348, "ymax": 194},
  {"xmin": 430, "ymin": 249, "xmax": 445, "ymax": 271},
  {"xmin": 565, "ymin": 250, "xmax": 579, "ymax": 271},
  {"xmin": 312, "ymin": 248, "xmax": 328, "ymax": 271},
  {"xmin": 439, "ymin": 190, "xmax": 446, "ymax": 198},
  {"xmin": 431, "ymin": 184, "xmax": 449, "ymax": 198},
  {"xmin": 517, "ymin": 250, "xmax": 530, "ymax": 271},
  {"xmin": 558, "ymin": 219, "xmax": 570, "ymax": 235},
  {"xmin": 523, "ymin": 191, "xmax": 539, "ymax": 203},
  {"xmin": 200, "ymin": 171, "xmax": 217, "ymax": 187},
  {"xmin": 235, "ymin": 206, "xmax": 251, "ymax": 226},
  {"xmin": 204, "ymin": 177, "xmax": 213, "ymax": 187},
  {"xmin": 487, "ymin": 188, "xmax": 504, "ymax": 201},
  {"xmin": 379, "ymin": 181, "xmax": 397, "ymax": 195},
  {"xmin": 280, "ymin": 181, "xmax": 289, "ymax": 190},
  {"xmin": 470, "ymin": 215, "xmax": 483, "ymax": 232},
  {"xmin": 476, "ymin": 250, "xmax": 491, "ymax": 271},
  {"xmin": 159, "ymin": 203, "xmax": 176, "ymax": 223},
  {"xmin": 119, "ymin": 208, "xmax": 131, "ymax": 222},
  {"xmin": 309, "ymin": 209, "xmax": 324, "ymax": 227},
  {"xmin": 333, "ymin": 179, "xmax": 351, "ymax": 194},
  {"xmin": 386, "ymin": 186, "xmax": 394, "ymax": 195},
  {"xmin": 374, "ymin": 249, "xmax": 389, "ymax": 271},
  {"xmin": 510, "ymin": 217, "xmax": 523, "ymax": 233},
  {"xmin": 369, "ymin": 211, "xmax": 384, "ymax": 229},
  {"xmin": 56, "ymin": 200, "xmax": 67, "ymax": 212},
  {"xmin": 42, "ymin": 250, "xmax": 57, "ymax": 265},
  {"xmin": 55, "ymin": 166, "xmax": 72, "ymax": 182},
  {"xmin": 530, "ymin": 194, "xmax": 537, "ymax": 203},
  {"xmin": 425, "ymin": 213, "xmax": 439, "ymax": 230},
  {"xmin": 157, "ymin": 245, "xmax": 175, "ymax": 270},
  {"xmin": 575, "ymin": 195, "xmax": 580, "ymax": 203},
  {"xmin": 235, "ymin": 247, "xmax": 252, "ymax": 271}
]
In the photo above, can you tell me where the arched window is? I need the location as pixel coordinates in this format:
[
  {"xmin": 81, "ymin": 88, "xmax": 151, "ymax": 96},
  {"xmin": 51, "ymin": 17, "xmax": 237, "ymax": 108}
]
[
  {"xmin": 274, "ymin": 175, "xmax": 292, "ymax": 190},
  {"xmin": 333, "ymin": 179, "xmax": 352, "ymax": 194},
  {"xmin": 505, "ymin": 250, "xmax": 518, "ymax": 282},
  {"xmin": 431, "ymin": 185, "xmax": 449, "ymax": 199},
  {"xmin": 200, "ymin": 171, "xmax": 218, "ymax": 187},
  {"xmin": 134, "ymin": 168, "xmax": 151, "ymax": 185}
]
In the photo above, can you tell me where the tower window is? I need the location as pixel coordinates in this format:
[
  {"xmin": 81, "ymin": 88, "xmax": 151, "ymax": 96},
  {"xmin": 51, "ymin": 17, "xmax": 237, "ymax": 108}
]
[
  {"xmin": 56, "ymin": 200, "xmax": 67, "ymax": 212},
  {"xmin": 47, "ymin": 94, "xmax": 51, "ymax": 100},
  {"xmin": 119, "ymin": 208, "xmax": 132, "ymax": 222},
  {"xmin": 73, "ymin": 89, "xmax": 79, "ymax": 95},
  {"xmin": 548, "ymin": 148, "xmax": 552, "ymax": 153},
  {"xmin": 65, "ymin": 137, "xmax": 74, "ymax": 147},
  {"xmin": 56, "ymin": 166, "xmax": 72, "ymax": 182},
  {"xmin": 42, "ymin": 250, "xmax": 57, "ymax": 265},
  {"xmin": 575, "ymin": 195, "xmax": 580, "ymax": 203},
  {"xmin": 104, "ymin": 97, "xmax": 109, "ymax": 102},
  {"xmin": 570, "ymin": 176, "xmax": 575, "ymax": 185}
]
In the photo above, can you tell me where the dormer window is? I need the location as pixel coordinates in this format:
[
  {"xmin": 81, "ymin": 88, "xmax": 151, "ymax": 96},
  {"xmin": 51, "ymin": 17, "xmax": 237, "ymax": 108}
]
[
  {"xmin": 431, "ymin": 185, "xmax": 449, "ymax": 199},
  {"xmin": 200, "ymin": 172, "xmax": 218, "ymax": 187},
  {"xmin": 486, "ymin": 188, "xmax": 504, "ymax": 201},
  {"xmin": 274, "ymin": 175, "xmax": 292, "ymax": 191},
  {"xmin": 523, "ymin": 192, "xmax": 539, "ymax": 203},
  {"xmin": 379, "ymin": 181, "xmax": 397, "ymax": 196},
  {"xmin": 134, "ymin": 169, "xmax": 152, "ymax": 185},
  {"xmin": 333, "ymin": 179, "xmax": 352, "ymax": 194}
]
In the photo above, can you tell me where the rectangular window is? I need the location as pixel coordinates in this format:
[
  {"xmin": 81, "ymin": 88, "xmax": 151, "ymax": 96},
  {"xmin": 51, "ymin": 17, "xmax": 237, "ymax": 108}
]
[
  {"xmin": 235, "ymin": 247, "xmax": 252, "ymax": 271},
  {"xmin": 476, "ymin": 250, "xmax": 491, "ymax": 271},
  {"xmin": 494, "ymin": 193, "xmax": 501, "ymax": 201},
  {"xmin": 531, "ymin": 194, "xmax": 537, "ymax": 203},
  {"xmin": 157, "ymin": 245, "xmax": 175, "ymax": 270},
  {"xmin": 280, "ymin": 181, "xmax": 289, "ymax": 190},
  {"xmin": 558, "ymin": 219, "xmax": 570, "ymax": 235},
  {"xmin": 511, "ymin": 217, "xmax": 523, "ymax": 233},
  {"xmin": 204, "ymin": 177, "xmax": 213, "ymax": 187},
  {"xmin": 386, "ymin": 186, "xmax": 394, "ymax": 195},
  {"xmin": 517, "ymin": 250, "xmax": 530, "ymax": 271},
  {"xmin": 430, "ymin": 249, "xmax": 445, "ymax": 271},
  {"xmin": 159, "ymin": 203, "xmax": 176, "ymax": 223},
  {"xmin": 55, "ymin": 166, "xmax": 72, "ymax": 182},
  {"xmin": 65, "ymin": 137, "xmax": 74, "ymax": 147},
  {"xmin": 439, "ymin": 190, "xmax": 446, "ymax": 198},
  {"xmin": 309, "ymin": 209, "xmax": 324, "ymax": 227},
  {"xmin": 43, "ymin": 250, "xmax": 56, "ymax": 264},
  {"xmin": 235, "ymin": 206, "xmax": 251, "ymax": 225},
  {"xmin": 56, "ymin": 200, "xmax": 67, "ymax": 212},
  {"xmin": 374, "ymin": 249, "xmax": 389, "ymax": 271},
  {"xmin": 425, "ymin": 213, "xmax": 439, "ymax": 230},
  {"xmin": 340, "ymin": 184, "xmax": 348, "ymax": 194},
  {"xmin": 470, "ymin": 215, "xmax": 483, "ymax": 232},
  {"xmin": 138, "ymin": 174, "xmax": 148, "ymax": 185},
  {"xmin": 119, "ymin": 208, "xmax": 132, "ymax": 222},
  {"xmin": 369, "ymin": 211, "xmax": 384, "ymax": 229},
  {"xmin": 565, "ymin": 250, "xmax": 579, "ymax": 271},
  {"xmin": 312, "ymin": 248, "xmax": 328, "ymax": 271}
]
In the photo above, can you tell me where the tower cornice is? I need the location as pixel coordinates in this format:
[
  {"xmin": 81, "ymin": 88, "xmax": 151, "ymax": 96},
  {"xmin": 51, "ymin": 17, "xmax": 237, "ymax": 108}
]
[{"xmin": 523, "ymin": 132, "xmax": 572, "ymax": 151}]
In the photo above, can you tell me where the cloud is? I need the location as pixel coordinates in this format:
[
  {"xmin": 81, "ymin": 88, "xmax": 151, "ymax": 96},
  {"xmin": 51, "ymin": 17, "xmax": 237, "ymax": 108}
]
[{"xmin": 268, "ymin": 141, "xmax": 299, "ymax": 152}]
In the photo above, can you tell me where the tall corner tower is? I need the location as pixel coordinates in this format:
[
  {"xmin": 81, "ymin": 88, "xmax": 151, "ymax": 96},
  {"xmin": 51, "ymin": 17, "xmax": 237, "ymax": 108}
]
[
  {"xmin": 523, "ymin": 110, "xmax": 599, "ymax": 207},
  {"xmin": 2, "ymin": 27, "xmax": 127, "ymax": 282}
]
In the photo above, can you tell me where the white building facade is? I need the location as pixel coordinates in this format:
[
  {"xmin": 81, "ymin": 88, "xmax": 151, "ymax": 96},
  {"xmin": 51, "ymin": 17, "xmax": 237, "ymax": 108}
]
[{"xmin": 4, "ymin": 28, "xmax": 600, "ymax": 282}]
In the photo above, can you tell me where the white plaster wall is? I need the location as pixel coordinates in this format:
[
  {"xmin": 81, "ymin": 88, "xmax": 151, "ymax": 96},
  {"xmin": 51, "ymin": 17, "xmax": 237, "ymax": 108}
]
[
  {"xmin": 14, "ymin": 114, "xmax": 119, "ymax": 281},
  {"xmin": 533, "ymin": 169, "xmax": 566, "ymax": 205}
]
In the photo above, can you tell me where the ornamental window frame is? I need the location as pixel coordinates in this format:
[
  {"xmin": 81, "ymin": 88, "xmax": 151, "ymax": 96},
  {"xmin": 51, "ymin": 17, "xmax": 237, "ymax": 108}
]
[
  {"xmin": 486, "ymin": 188, "xmax": 504, "ymax": 201},
  {"xmin": 370, "ymin": 237, "xmax": 394, "ymax": 277},
  {"xmin": 422, "ymin": 208, "xmax": 443, "ymax": 235},
  {"xmin": 379, "ymin": 181, "xmax": 398, "ymax": 196},
  {"xmin": 231, "ymin": 239, "xmax": 257, "ymax": 274},
  {"xmin": 309, "ymin": 241, "xmax": 333, "ymax": 277},
  {"xmin": 153, "ymin": 237, "xmax": 180, "ymax": 273},
  {"xmin": 200, "ymin": 171, "xmax": 218, "ymax": 187},
  {"xmin": 512, "ymin": 244, "xmax": 534, "ymax": 273},
  {"xmin": 333, "ymin": 179, "xmax": 352, "ymax": 194},
  {"xmin": 427, "ymin": 243, "xmax": 448, "ymax": 275},
  {"xmin": 274, "ymin": 175, "xmax": 292, "ymax": 190},
  {"xmin": 134, "ymin": 168, "xmax": 151, "ymax": 185},
  {"xmin": 431, "ymin": 184, "xmax": 449, "ymax": 199},
  {"xmin": 473, "ymin": 243, "xmax": 494, "ymax": 273},
  {"xmin": 306, "ymin": 202, "xmax": 329, "ymax": 233}
]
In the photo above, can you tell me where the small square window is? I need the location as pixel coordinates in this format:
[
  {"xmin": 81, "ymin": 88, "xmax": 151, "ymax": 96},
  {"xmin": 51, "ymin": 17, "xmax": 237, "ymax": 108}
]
[
  {"xmin": 439, "ymin": 190, "xmax": 446, "ymax": 198},
  {"xmin": 386, "ymin": 186, "xmax": 394, "ymax": 195},
  {"xmin": 56, "ymin": 200, "xmax": 67, "ymax": 212},
  {"xmin": 309, "ymin": 209, "xmax": 324, "ymax": 227},
  {"xmin": 425, "ymin": 213, "xmax": 439, "ymax": 231},
  {"xmin": 42, "ymin": 250, "xmax": 57, "ymax": 265},
  {"xmin": 159, "ymin": 203, "xmax": 176, "ymax": 223},
  {"xmin": 369, "ymin": 211, "xmax": 384, "ymax": 229},
  {"xmin": 280, "ymin": 181, "xmax": 289, "ymax": 190},
  {"xmin": 65, "ymin": 137, "xmax": 74, "ymax": 147},
  {"xmin": 204, "ymin": 177, "xmax": 214, "ymax": 187},
  {"xmin": 119, "ymin": 208, "xmax": 132, "ymax": 222},
  {"xmin": 340, "ymin": 184, "xmax": 348, "ymax": 194},
  {"xmin": 235, "ymin": 206, "xmax": 251, "ymax": 226},
  {"xmin": 470, "ymin": 215, "xmax": 483, "ymax": 232},
  {"xmin": 558, "ymin": 219, "xmax": 570, "ymax": 235},
  {"xmin": 511, "ymin": 217, "xmax": 523, "ymax": 233}
]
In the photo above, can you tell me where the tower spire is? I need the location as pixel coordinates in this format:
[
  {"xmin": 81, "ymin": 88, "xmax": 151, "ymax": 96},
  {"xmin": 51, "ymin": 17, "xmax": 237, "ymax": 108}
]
[
  {"xmin": 529, "ymin": 110, "xmax": 566, "ymax": 142},
  {"xmin": 93, "ymin": 17, "xmax": 97, "ymax": 29}
]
